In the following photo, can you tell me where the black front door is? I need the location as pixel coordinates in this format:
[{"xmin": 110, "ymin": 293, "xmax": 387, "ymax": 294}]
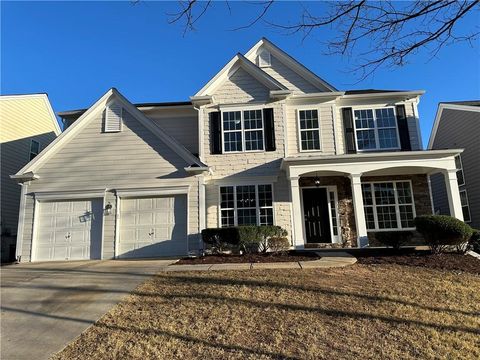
[{"xmin": 302, "ymin": 188, "xmax": 332, "ymax": 243}]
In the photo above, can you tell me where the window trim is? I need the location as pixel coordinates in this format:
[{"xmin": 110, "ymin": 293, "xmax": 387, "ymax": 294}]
[
  {"xmin": 297, "ymin": 108, "xmax": 322, "ymax": 152},
  {"xmin": 29, "ymin": 139, "xmax": 40, "ymax": 161},
  {"xmin": 220, "ymin": 108, "xmax": 265, "ymax": 154},
  {"xmin": 218, "ymin": 184, "xmax": 275, "ymax": 227},
  {"xmin": 362, "ymin": 180, "xmax": 417, "ymax": 232},
  {"xmin": 455, "ymin": 155, "xmax": 466, "ymax": 187},
  {"xmin": 459, "ymin": 189, "xmax": 471, "ymax": 223},
  {"xmin": 352, "ymin": 105, "xmax": 401, "ymax": 152}
]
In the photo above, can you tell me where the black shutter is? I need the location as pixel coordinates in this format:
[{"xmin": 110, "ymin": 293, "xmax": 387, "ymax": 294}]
[
  {"xmin": 396, "ymin": 105, "xmax": 411, "ymax": 151},
  {"xmin": 210, "ymin": 111, "xmax": 222, "ymax": 154},
  {"xmin": 263, "ymin": 108, "xmax": 276, "ymax": 151},
  {"xmin": 342, "ymin": 107, "xmax": 356, "ymax": 154}
]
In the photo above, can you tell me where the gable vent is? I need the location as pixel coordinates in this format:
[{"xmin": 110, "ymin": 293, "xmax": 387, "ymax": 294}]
[
  {"xmin": 104, "ymin": 103, "xmax": 123, "ymax": 132},
  {"xmin": 258, "ymin": 50, "xmax": 271, "ymax": 67}
]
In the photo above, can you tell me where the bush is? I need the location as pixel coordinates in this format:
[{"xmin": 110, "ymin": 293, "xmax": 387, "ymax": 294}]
[
  {"xmin": 268, "ymin": 237, "xmax": 291, "ymax": 253},
  {"xmin": 375, "ymin": 231, "xmax": 413, "ymax": 250},
  {"xmin": 201, "ymin": 227, "xmax": 240, "ymax": 253},
  {"xmin": 468, "ymin": 229, "xmax": 480, "ymax": 253},
  {"xmin": 414, "ymin": 215, "xmax": 473, "ymax": 254}
]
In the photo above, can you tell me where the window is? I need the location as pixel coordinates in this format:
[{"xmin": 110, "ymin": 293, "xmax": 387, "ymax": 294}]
[
  {"xmin": 329, "ymin": 191, "xmax": 338, "ymax": 236},
  {"xmin": 362, "ymin": 181, "xmax": 415, "ymax": 230},
  {"xmin": 220, "ymin": 184, "xmax": 273, "ymax": 227},
  {"xmin": 298, "ymin": 109, "xmax": 320, "ymax": 151},
  {"xmin": 460, "ymin": 190, "xmax": 471, "ymax": 223},
  {"xmin": 455, "ymin": 155, "xmax": 465, "ymax": 186},
  {"xmin": 29, "ymin": 140, "xmax": 40, "ymax": 161},
  {"xmin": 222, "ymin": 110, "xmax": 264, "ymax": 153},
  {"xmin": 354, "ymin": 107, "xmax": 399, "ymax": 150}
]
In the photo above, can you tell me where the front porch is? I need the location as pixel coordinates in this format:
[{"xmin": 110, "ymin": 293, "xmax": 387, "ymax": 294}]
[{"xmin": 282, "ymin": 150, "xmax": 464, "ymax": 249}]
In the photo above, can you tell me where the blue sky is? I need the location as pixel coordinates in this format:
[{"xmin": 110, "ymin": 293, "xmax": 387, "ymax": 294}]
[{"xmin": 2, "ymin": 1, "xmax": 479, "ymax": 147}]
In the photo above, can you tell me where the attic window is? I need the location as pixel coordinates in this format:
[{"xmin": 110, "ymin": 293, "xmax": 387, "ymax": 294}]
[
  {"xmin": 104, "ymin": 103, "xmax": 123, "ymax": 132},
  {"xmin": 258, "ymin": 50, "xmax": 271, "ymax": 67}
]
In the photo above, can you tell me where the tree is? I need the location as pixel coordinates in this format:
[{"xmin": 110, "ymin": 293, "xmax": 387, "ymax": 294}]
[{"xmin": 166, "ymin": 0, "xmax": 479, "ymax": 79}]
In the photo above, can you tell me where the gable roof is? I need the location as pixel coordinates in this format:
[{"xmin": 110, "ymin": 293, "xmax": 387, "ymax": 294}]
[
  {"xmin": 244, "ymin": 38, "xmax": 338, "ymax": 92},
  {"xmin": 428, "ymin": 101, "xmax": 480, "ymax": 149},
  {"xmin": 14, "ymin": 88, "xmax": 205, "ymax": 178},
  {"xmin": 0, "ymin": 93, "xmax": 61, "ymax": 135},
  {"xmin": 194, "ymin": 52, "xmax": 287, "ymax": 97}
]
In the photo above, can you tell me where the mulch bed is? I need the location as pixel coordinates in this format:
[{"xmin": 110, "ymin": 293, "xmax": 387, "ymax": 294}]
[
  {"xmin": 175, "ymin": 251, "xmax": 320, "ymax": 265},
  {"xmin": 357, "ymin": 252, "xmax": 480, "ymax": 274}
]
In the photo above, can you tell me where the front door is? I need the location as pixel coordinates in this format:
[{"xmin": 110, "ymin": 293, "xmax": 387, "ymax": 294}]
[{"xmin": 302, "ymin": 188, "xmax": 332, "ymax": 243}]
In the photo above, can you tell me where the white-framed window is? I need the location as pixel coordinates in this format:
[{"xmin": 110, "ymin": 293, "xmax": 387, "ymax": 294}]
[
  {"xmin": 298, "ymin": 109, "xmax": 321, "ymax": 151},
  {"xmin": 219, "ymin": 184, "xmax": 273, "ymax": 227},
  {"xmin": 222, "ymin": 109, "xmax": 264, "ymax": 153},
  {"xmin": 460, "ymin": 189, "xmax": 471, "ymax": 223},
  {"xmin": 29, "ymin": 140, "xmax": 40, "ymax": 161},
  {"xmin": 329, "ymin": 190, "xmax": 338, "ymax": 236},
  {"xmin": 353, "ymin": 107, "xmax": 400, "ymax": 151},
  {"xmin": 455, "ymin": 155, "xmax": 465, "ymax": 186},
  {"xmin": 362, "ymin": 181, "xmax": 416, "ymax": 231}
]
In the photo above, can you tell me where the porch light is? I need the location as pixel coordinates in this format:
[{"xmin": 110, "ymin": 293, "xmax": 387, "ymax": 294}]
[
  {"xmin": 104, "ymin": 202, "xmax": 113, "ymax": 215},
  {"xmin": 314, "ymin": 173, "xmax": 321, "ymax": 187}
]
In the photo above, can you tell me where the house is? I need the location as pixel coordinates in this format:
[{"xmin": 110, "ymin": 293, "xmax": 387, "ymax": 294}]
[
  {"xmin": 428, "ymin": 101, "xmax": 480, "ymax": 229},
  {"xmin": 1, "ymin": 94, "xmax": 60, "ymax": 261},
  {"xmin": 11, "ymin": 38, "xmax": 465, "ymax": 262}
]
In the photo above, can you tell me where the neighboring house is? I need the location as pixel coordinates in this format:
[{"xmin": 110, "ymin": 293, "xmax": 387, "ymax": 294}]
[
  {"xmin": 11, "ymin": 38, "xmax": 465, "ymax": 262},
  {"xmin": 429, "ymin": 101, "xmax": 480, "ymax": 229},
  {"xmin": 1, "ymin": 94, "xmax": 60, "ymax": 261}
]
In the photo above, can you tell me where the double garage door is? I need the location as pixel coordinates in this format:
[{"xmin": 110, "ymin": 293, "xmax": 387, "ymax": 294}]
[{"xmin": 34, "ymin": 195, "xmax": 187, "ymax": 262}]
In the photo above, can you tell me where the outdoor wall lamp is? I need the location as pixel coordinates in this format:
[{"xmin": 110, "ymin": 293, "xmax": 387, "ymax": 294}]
[
  {"xmin": 104, "ymin": 202, "xmax": 113, "ymax": 215},
  {"xmin": 314, "ymin": 172, "xmax": 321, "ymax": 187}
]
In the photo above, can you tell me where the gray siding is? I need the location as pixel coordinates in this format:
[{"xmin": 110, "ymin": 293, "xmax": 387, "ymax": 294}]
[
  {"xmin": 213, "ymin": 67, "xmax": 270, "ymax": 104},
  {"xmin": 20, "ymin": 103, "xmax": 200, "ymax": 261},
  {"xmin": 431, "ymin": 108, "xmax": 480, "ymax": 228}
]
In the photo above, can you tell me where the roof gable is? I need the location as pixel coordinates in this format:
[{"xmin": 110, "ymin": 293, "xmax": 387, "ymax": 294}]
[
  {"xmin": 244, "ymin": 38, "xmax": 337, "ymax": 92},
  {"xmin": 14, "ymin": 88, "xmax": 204, "ymax": 177},
  {"xmin": 194, "ymin": 53, "xmax": 287, "ymax": 97}
]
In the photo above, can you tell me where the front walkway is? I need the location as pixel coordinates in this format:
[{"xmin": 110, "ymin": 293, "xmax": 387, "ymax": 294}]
[{"xmin": 165, "ymin": 252, "xmax": 356, "ymax": 272}]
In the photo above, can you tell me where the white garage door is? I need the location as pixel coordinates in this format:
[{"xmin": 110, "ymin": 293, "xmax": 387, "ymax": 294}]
[
  {"xmin": 118, "ymin": 195, "xmax": 187, "ymax": 258},
  {"xmin": 34, "ymin": 199, "xmax": 103, "ymax": 261}
]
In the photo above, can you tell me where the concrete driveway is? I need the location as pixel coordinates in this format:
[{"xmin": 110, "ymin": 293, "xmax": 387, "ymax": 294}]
[{"xmin": 1, "ymin": 259, "xmax": 174, "ymax": 360}]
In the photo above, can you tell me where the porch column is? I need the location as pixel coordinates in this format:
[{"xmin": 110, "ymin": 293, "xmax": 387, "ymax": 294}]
[
  {"xmin": 289, "ymin": 176, "xmax": 305, "ymax": 249},
  {"xmin": 349, "ymin": 173, "xmax": 369, "ymax": 248},
  {"xmin": 443, "ymin": 169, "xmax": 464, "ymax": 221}
]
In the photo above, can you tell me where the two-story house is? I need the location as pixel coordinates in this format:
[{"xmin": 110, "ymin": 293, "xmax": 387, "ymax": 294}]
[
  {"xmin": 1, "ymin": 94, "xmax": 60, "ymax": 262},
  {"xmin": 429, "ymin": 101, "xmax": 480, "ymax": 229},
  {"xmin": 11, "ymin": 38, "xmax": 464, "ymax": 262}
]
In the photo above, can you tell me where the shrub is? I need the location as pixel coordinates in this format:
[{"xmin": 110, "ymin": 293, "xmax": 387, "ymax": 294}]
[
  {"xmin": 268, "ymin": 237, "xmax": 291, "ymax": 253},
  {"xmin": 414, "ymin": 215, "xmax": 473, "ymax": 254},
  {"xmin": 468, "ymin": 229, "xmax": 480, "ymax": 253},
  {"xmin": 375, "ymin": 231, "xmax": 413, "ymax": 250},
  {"xmin": 201, "ymin": 227, "xmax": 240, "ymax": 253}
]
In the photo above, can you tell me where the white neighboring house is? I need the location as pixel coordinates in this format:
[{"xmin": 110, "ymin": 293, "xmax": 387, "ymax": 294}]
[
  {"xmin": 1, "ymin": 94, "xmax": 60, "ymax": 261},
  {"xmin": 11, "ymin": 38, "xmax": 464, "ymax": 262},
  {"xmin": 428, "ymin": 101, "xmax": 480, "ymax": 229}
]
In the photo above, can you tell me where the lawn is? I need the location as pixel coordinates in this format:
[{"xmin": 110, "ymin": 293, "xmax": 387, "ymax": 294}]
[{"xmin": 53, "ymin": 261, "xmax": 480, "ymax": 360}]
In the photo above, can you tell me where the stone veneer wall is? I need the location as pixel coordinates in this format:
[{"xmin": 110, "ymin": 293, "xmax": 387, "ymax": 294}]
[{"xmin": 299, "ymin": 174, "xmax": 433, "ymax": 248}]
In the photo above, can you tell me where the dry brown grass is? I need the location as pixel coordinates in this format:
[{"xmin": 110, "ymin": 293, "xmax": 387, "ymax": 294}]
[{"xmin": 53, "ymin": 263, "xmax": 480, "ymax": 360}]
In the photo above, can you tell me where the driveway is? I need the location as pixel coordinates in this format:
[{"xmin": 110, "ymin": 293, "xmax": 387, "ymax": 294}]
[{"xmin": 1, "ymin": 259, "xmax": 174, "ymax": 360}]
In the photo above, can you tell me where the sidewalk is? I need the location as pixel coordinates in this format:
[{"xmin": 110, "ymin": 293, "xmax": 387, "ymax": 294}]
[{"xmin": 164, "ymin": 251, "xmax": 357, "ymax": 272}]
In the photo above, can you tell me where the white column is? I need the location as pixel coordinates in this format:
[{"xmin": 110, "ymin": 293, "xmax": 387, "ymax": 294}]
[
  {"xmin": 289, "ymin": 176, "xmax": 305, "ymax": 249},
  {"xmin": 349, "ymin": 173, "xmax": 369, "ymax": 248},
  {"xmin": 443, "ymin": 169, "xmax": 464, "ymax": 221}
]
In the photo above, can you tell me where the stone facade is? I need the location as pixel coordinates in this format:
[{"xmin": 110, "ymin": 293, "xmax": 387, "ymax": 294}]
[{"xmin": 299, "ymin": 174, "xmax": 433, "ymax": 248}]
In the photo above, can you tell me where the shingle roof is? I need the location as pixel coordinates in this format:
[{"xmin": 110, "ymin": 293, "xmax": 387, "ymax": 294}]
[{"xmin": 440, "ymin": 100, "xmax": 480, "ymax": 107}]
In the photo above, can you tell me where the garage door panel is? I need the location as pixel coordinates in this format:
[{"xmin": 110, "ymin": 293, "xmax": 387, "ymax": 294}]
[
  {"xmin": 118, "ymin": 195, "xmax": 187, "ymax": 258},
  {"xmin": 34, "ymin": 198, "xmax": 103, "ymax": 262}
]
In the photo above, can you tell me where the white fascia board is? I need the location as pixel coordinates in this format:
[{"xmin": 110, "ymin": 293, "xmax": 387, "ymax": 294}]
[
  {"xmin": 340, "ymin": 91, "xmax": 425, "ymax": 101},
  {"xmin": 287, "ymin": 92, "xmax": 345, "ymax": 104},
  {"xmin": 244, "ymin": 38, "xmax": 338, "ymax": 92},
  {"xmin": 15, "ymin": 89, "xmax": 115, "ymax": 176},
  {"xmin": 208, "ymin": 175, "xmax": 278, "ymax": 185},
  {"xmin": 35, "ymin": 189, "xmax": 107, "ymax": 200},
  {"xmin": 427, "ymin": 103, "xmax": 480, "ymax": 150},
  {"xmin": 115, "ymin": 185, "xmax": 190, "ymax": 198},
  {"xmin": 184, "ymin": 166, "xmax": 210, "ymax": 173},
  {"xmin": 194, "ymin": 53, "xmax": 286, "ymax": 97},
  {"xmin": 10, "ymin": 172, "xmax": 39, "ymax": 181}
]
